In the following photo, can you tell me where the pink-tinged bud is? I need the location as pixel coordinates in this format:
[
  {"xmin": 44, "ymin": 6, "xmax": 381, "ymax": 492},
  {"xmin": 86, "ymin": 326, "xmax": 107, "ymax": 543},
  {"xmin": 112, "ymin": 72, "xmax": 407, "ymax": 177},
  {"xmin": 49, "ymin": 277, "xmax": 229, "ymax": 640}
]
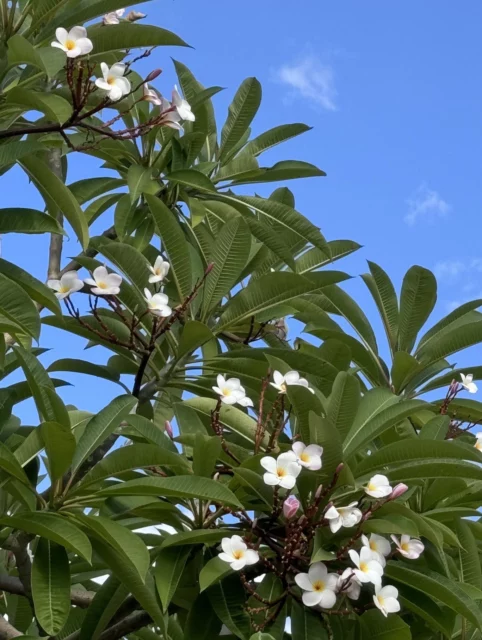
[
  {"xmin": 164, "ymin": 420, "xmax": 174, "ymax": 439},
  {"xmin": 390, "ymin": 483, "xmax": 409, "ymax": 499},
  {"xmin": 283, "ymin": 495, "xmax": 300, "ymax": 519},
  {"xmin": 315, "ymin": 484, "xmax": 323, "ymax": 499},
  {"xmin": 206, "ymin": 262, "xmax": 215, "ymax": 275},
  {"xmin": 127, "ymin": 10, "xmax": 146, "ymax": 21},
  {"xmin": 145, "ymin": 68, "xmax": 162, "ymax": 83},
  {"xmin": 335, "ymin": 462, "xmax": 344, "ymax": 474}
]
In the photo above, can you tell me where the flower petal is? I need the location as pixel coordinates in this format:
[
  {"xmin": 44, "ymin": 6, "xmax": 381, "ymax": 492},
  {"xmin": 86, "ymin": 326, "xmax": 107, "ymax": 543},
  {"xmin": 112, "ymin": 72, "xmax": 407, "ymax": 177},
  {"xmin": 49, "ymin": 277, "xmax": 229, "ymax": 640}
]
[
  {"xmin": 295, "ymin": 572, "xmax": 314, "ymax": 591},
  {"xmin": 273, "ymin": 370, "xmax": 284, "ymax": 386},
  {"xmin": 308, "ymin": 562, "xmax": 328, "ymax": 583},
  {"xmin": 76, "ymin": 38, "xmax": 93, "ymax": 55},
  {"xmin": 318, "ymin": 589, "xmax": 337, "ymax": 609},
  {"xmin": 292, "ymin": 441, "xmax": 306, "ymax": 457},
  {"xmin": 69, "ymin": 26, "xmax": 87, "ymax": 40},
  {"xmin": 263, "ymin": 472, "xmax": 279, "ymax": 486},
  {"xmin": 302, "ymin": 591, "xmax": 323, "ymax": 607},
  {"xmin": 279, "ymin": 475, "xmax": 296, "ymax": 490},
  {"xmin": 284, "ymin": 371, "xmax": 300, "ymax": 384},
  {"xmin": 244, "ymin": 550, "xmax": 259, "ymax": 565},
  {"xmin": 304, "ymin": 444, "xmax": 323, "ymax": 457},
  {"xmin": 110, "ymin": 63, "xmax": 127, "ymax": 78},
  {"xmin": 260, "ymin": 456, "xmax": 277, "ymax": 474},
  {"xmin": 55, "ymin": 28, "xmax": 69, "ymax": 44}
]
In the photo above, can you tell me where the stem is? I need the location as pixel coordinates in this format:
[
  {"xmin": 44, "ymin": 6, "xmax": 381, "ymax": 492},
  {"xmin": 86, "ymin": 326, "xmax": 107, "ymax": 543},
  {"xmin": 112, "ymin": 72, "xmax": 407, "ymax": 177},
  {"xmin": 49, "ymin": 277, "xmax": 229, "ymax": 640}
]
[
  {"xmin": 0, "ymin": 616, "xmax": 21, "ymax": 639},
  {"xmin": 47, "ymin": 147, "xmax": 64, "ymax": 280}
]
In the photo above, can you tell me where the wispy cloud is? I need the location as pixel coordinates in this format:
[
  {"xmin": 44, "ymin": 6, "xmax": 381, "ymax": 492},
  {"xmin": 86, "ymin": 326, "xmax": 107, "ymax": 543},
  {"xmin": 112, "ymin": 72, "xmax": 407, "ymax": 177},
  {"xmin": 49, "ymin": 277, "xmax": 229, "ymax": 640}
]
[
  {"xmin": 404, "ymin": 183, "xmax": 451, "ymax": 226},
  {"xmin": 433, "ymin": 257, "xmax": 482, "ymax": 311},
  {"xmin": 276, "ymin": 55, "xmax": 337, "ymax": 111}
]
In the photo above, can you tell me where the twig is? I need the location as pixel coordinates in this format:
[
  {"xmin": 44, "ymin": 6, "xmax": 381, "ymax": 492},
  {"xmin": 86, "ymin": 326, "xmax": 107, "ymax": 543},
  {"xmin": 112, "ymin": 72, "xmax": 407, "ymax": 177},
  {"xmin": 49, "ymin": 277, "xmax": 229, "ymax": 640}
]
[
  {"xmin": 0, "ymin": 616, "xmax": 21, "ymax": 639},
  {"xmin": 46, "ymin": 148, "xmax": 64, "ymax": 280}
]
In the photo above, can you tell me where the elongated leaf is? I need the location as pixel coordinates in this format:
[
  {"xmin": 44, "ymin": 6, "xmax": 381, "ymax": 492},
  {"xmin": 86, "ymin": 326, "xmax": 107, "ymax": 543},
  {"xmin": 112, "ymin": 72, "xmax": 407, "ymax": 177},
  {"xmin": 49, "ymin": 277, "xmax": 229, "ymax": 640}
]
[
  {"xmin": 177, "ymin": 321, "xmax": 214, "ymax": 359},
  {"xmin": 41, "ymin": 421, "xmax": 76, "ymax": 481},
  {"xmin": 362, "ymin": 261, "xmax": 399, "ymax": 352},
  {"xmin": 217, "ymin": 272, "xmax": 345, "ymax": 332},
  {"xmin": 232, "ymin": 468, "xmax": 273, "ymax": 511},
  {"xmin": 390, "ymin": 351, "xmax": 421, "ymax": 392},
  {"xmin": 184, "ymin": 592, "xmax": 222, "ymax": 639},
  {"xmin": 88, "ymin": 23, "xmax": 189, "ymax": 55},
  {"xmin": 360, "ymin": 610, "xmax": 411, "ymax": 640},
  {"xmin": 0, "ymin": 273, "xmax": 40, "ymax": 340},
  {"xmin": 342, "ymin": 388, "xmax": 399, "ymax": 451},
  {"xmin": 419, "ymin": 414, "xmax": 450, "ymax": 440},
  {"xmin": 78, "ymin": 576, "xmax": 128, "ymax": 640},
  {"xmin": 385, "ymin": 562, "xmax": 482, "ymax": 630},
  {"xmin": 417, "ymin": 319, "xmax": 482, "ymax": 367},
  {"xmin": 326, "ymin": 372, "xmax": 360, "ymax": 439},
  {"xmin": 146, "ymin": 194, "xmax": 192, "ymax": 300},
  {"xmin": 208, "ymin": 575, "xmax": 251, "ymax": 639},
  {"xmin": 193, "ymin": 434, "xmax": 221, "ymax": 478},
  {"xmin": 99, "ymin": 475, "xmax": 243, "ymax": 509},
  {"xmin": 295, "ymin": 239, "xmax": 362, "ymax": 274},
  {"xmin": 127, "ymin": 165, "xmax": 158, "ymax": 202},
  {"xmin": 73, "ymin": 514, "xmax": 149, "ymax": 581},
  {"xmin": 20, "ymin": 157, "xmax": 89, "ymax": 249},
  {"xmin": 168, "ymin": 169, "xmax": 216, "ymax": 192},
  {"xmin": 398, "ymin": 585, "xmax": 455, "ymax": 638},
  {"xmin": 219, "ymin": 77, "xmax": 262, "ymax": 161},
  {"xmin": 76, "ymin": 443, "xmax": 189, "ymax": 490},
  {"xmin": 200, "ymin": 556, "xmax": 233, "ymax": 592},
  {"xmin": 155, "ymin": 546, "xmax": 191, "ymax": 610},
  {"xmin": 72, "ymin": 395, "xmax": 137, "ymax": 472},
  {"xmin": 243, "ymin": 123, "xmax": 311, "ymax": 157},
  {"xmin": 47, "ymin": 358, "xmax": 124, "ymax": 387},
  {"xmin": 291, "ymin": 599, "xmax": 328, "ymax": 640},
  {"xmin": 7, "ymin": 87, "xmax": 71, "ymax": 123},
  {"xmin": 32, "ymin": 539, "xmax": 70, "ymax": 636},
  {"xmin": 0, "ymin": 208, "xmax": 65, "ymax": 235},
  {"xmin": 161, "ymin": 529, "xmax": 230, "ymax": 549},
  {"xmin": 398, "ymin": 266, "xmax": 437, "ymax": 353},
  {"xmin": 457, "ymin": 520, "xmax": 482, "ymax": 588},
  {"xmin": 0, "ymin": 513, "xmax": 91, "ymax": 561},
  {"xmin": 344, "ymin": 399, "xmax": 427, "ymax": 457},
  {"xmin": 417, "ymin": 299, "xmax": 482, "ymax": 353},
  {"xmin": 232, "ymin": 159, "xmax": 325, "ymax": 185},
  {"xmin": 202, "ymin": 216, "xmax": 251, "ymax": 317},
  {"xmin": 0, "ymin": 440, "xmax": 31, "ymax": 485}
]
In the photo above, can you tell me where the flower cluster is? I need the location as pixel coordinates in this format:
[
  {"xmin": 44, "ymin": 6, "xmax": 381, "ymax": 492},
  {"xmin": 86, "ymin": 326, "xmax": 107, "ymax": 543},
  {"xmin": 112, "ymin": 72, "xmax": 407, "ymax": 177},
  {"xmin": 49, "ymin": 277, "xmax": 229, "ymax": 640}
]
[
  {"xmin": 212, "ymin": 375, "xmax": 253, "ymax": 408},
  {"xmin": 50, "ymin": 23, "xmax": 195, "ymax": 117},
  {"xmin": 48, "ymin": 257, "xmax": 173, "ymax": 319}
]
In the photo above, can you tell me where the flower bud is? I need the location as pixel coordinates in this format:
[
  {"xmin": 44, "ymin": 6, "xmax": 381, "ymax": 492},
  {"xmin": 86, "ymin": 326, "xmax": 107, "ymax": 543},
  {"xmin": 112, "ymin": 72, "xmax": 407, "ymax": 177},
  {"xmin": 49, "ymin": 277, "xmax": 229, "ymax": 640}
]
[
  {"xmin": 127, "ymin": 10, "xmax": 146, "ymax": 22},
  {"xmin": 315, "ymin": 484, "xmax": 323, "ymax": 499},
  {"xmin": 283, "ymin": 495, "xmax": 300, "ymax": 519},
  {"xmin": 145, "ymin": 68, "xmax": 162, "ymax": 83},
  {"xmin": 164, "ymin": 420, "xmax": 174, "ymax": 439},
  {"xmin": 390, "ymin": 483, "xmax": 409, "ymax": 499},
  {"xmin": 335, "ymin": 462, "xmax": 344, "ymax": 474},
  {"xmin": 206, "ymin": 262, "xmax": 215, "ymax": 274}
]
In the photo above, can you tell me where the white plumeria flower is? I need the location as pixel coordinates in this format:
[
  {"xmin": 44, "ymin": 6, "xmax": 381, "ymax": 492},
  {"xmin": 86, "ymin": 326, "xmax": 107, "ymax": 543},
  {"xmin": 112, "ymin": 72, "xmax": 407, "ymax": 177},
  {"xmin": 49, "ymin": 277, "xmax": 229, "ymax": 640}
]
[
  {"xmin": 294, "ymin": 562, "xmax": 338, "ymax": 608},
  {"xmin": 365, "ymin": 474, "xmax": 392, "ymax": 498},
  {"xmin": 260, "ymin": 451, "xmax": 301, "ymax": 490},
  {"xmin": 143, "ymin": 83, "xmax": 162, "ymax": 106},
  {"xmin": 47, "ymin": 270, "xmax": 83, "ymax": 300},
  {"xmin": 212, "ymin": 375, "xmax": 246, "ymax": 405},
  {"xmin": 84, "ymin": 266, "xmax": 122, "ymax": 296},
  {"xmin": 218, "ymin": 535, "xmax": 259, "ymax": 571},
  {"xmin": 391, "ymin": 535, "xmax": 424, "ymax": 560},
  {"xmin": 95, "ymin": 63, "xmax": 131, "ymax": 101},
  {"xmin": 292, "ymin": 442, "xmax": 323, "ymax": 470},
  {"xmin": 373, "ymin": 585, "xmax": 400, "ymax": 617},
  {"xmin": 270, "ymin": 370, "xmax": 314, "ymax": 394},
  {"xmin": 348, "ymin": 548, "xmax": 384, "ymax": 586},
  {"xmin": 103, "ymin": 8, "xmax": 125, "ymax": 24},
  {"xmin": 324, "ymin": 502, "xmax": 362, "ymax": 533},
  {"xmin": 148, "ymin": 256, "xmax": 170, "ymax": 284},
  {"xmin": 51, "ymin": 26, "xmax": 93, "ymax": 58},
  {"xmin": 461, "ymin": 373, "xmax": 478, "ymax": 394},
  {"xmin": 172, "ymin": 85, "xmax": 195, "ymax": 121},
  {"xmin": 144, "ymin": 288, "xmax": 171, "ymax": 318},
  {"xmin": 336, "ymin": 569, "xmax": 361, "ymax": 601},
  {"xmin": 475, "ymin": 432, "xmax": 482, "ymax": 451},
  {"xmin": 160, "ymin": 97, "xmax": 183, "ymax": 130},
  {"xmin": 237, "ymin": 395, "xmax": 254, "ymax": 408},
  {"xmin": 361, "ymin": 534, "xmax": 391, "ymax": 568}
]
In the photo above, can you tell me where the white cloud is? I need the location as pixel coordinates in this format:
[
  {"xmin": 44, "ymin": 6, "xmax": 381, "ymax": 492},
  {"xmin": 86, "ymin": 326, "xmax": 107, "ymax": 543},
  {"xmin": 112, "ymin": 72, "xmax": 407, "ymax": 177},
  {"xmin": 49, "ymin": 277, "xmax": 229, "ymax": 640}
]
[
  {"xmin": 404, "ymin": 183, "xmax": 451, "ymax": 226},
  {"xmin": 434, "ymin": 258, "xmax": 482, "ymax": 282},
  {"xmin": 276, "ymin": 55, "xmax": 337, "ymax": 110}
]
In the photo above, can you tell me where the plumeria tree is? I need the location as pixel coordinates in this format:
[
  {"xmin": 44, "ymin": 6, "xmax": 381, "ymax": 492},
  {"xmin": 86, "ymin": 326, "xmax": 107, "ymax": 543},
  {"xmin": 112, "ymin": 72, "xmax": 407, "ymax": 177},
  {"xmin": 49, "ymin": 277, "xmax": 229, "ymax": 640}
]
[{"xmin": 1, "ymin": 2, "xmax": 482, "ymax": 640}]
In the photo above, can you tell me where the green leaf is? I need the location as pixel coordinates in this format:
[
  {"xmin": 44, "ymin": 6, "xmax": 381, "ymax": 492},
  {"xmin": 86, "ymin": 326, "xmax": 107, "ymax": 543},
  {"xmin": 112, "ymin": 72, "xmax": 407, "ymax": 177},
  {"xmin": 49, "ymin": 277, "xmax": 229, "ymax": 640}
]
[
  {"xmin": 217, "ymin": 272, "xmax": 345, "ymax": 332},
  {"xmin": 417, "ymin": 319, "xmax": 482, "ymax": 367},
  {"xmin": 73, "ymin": 514, "xmax": 149, "ymax": 582},
  {"xmin": 161, "ymin": 529, "xmax": 230, "ymax": 549},
  {"xmin": 0, "ymin": 140, "xmax": 44, "ymax": 170},
  {"xmin": 41, "ymin": 421, "xmax": 76, "ymax": 481},
  {"xmin": 71, "ymin": 394, "xmax": 137, "ymax": 472},
  {"xmin": 291, "ymin": 599, "xmax": 328, "ymax": 640},
  {"xmin": 75, "ymin": 443, "xmax": 189, "ymax": 490},
  {"xmin": 20, "ymin": 156, "xmax": 89, "ymax": 250},
  {"xmin": 231, "ymin": 468, "xmax": 273, "ymax": 511},
  {"xmin": 200, "ymin": 556, "xmax": 233, "ymax": 592},
  {"xmin": 87, "ymin": 23, "xmax": 189, "ymax": 55},
  {"xmin": 243, "ymin": 123, "xmax": 311, "ymax": 157},
  {"xmin": 326, "ymin": 372, "xmax": 360, "ymax": 439},
  {"xmin": 232, "ymin": 159, "xmax": 326, "ymax": 185},
  {"xmin": 32, "ymin": 539, "xmax": 70, "ymax": 636},
  {"xmin": 0, "ymin": 513, "xmax": 91, "ymax": 561},
  {"xmin": 208, "ymin": 575, "xmax": 251, "ymax": 639},
  {"xmin": 416, "ymin": 298, "xmax": 482, "ymax": 353},
  {"xmin": 127, "ymin": 165, "xmax": 159, "ymax": 202},
  {"xmin": 114, "ymin": 194, "xmax": 136, "ymax": 240},
  {"xmin": 219, "ymin": 77, "xmax": 262, "ymax": 161},
  {"xmin": 295, "ymin": 239, "xmax": 362, "ymax": 274},
  {"xmin": 7, "ymin": 87, "xmax": 72, "ymax": 123},
  {"xmin": 362, "ymin": 261, "xmax": 399, "ymax": 352},
  {"xmin": 0, "ymin": 208, "xmax": 65, "ymax": 235},
  {"xmin": 398, "ymin": 266, "xmax": 437, "ymax": 352},
  {"xmin": 360, "ymin": 610, "xmax": 411, "ymax": 640},
  {"xmin": 456, "ymin": 520, "xmax": 482, "ymax": 588},
  {"xmin": 419, "ymin": 414, "xmax": 450, "ymax": 440},
  {"xmin": 0, "ymin": 273, "xmax": 40, "ymax": 340},
  {"xmin": 193, "ymin": 434, "xmax": 222, "ymax": 478},
  {"xmin": 177, "ymin": 320, "xmax": 214, "ymax": 359},
  {"xmin": 398, "ymin": 585, "xmax": 455, "ymax": 638},
  {"xmin": 146, "ymin": 194, "xmax": 192, "ymax": 300},
  {"xmin": 0, "ymin": 440, "xmax": 31, "ymax": 485},
  {"xmin": 155, "ymin": 546, "xmax": 191, "ymax": 611},
  {"xmin": 344, "ymin": 399, "xmax": 428, "ymax": 457},
  {"xmin": 390, "ymin": 352, "xmax": 421, "ymax": 392},
  {"xmin": 168, "ymin": 169, "xmax": 216, "ymax": 192},
  {"xmin": 78, "ymin": 576, "xmax": 128, "ymax": 640},
  {"xmin": 385, "ymin": 562, "xmax": 482, "ymax": 630},
  {"xmin": 100, "ymin": 475, "xmax": 243, "ymax": 509},
  {"xmin": 220, "ymin": 194, "xmax": 328, "ymax": 252},
  {"xmin": 201, "ymin": 216, "xmax": 251, "ymax": 317},
  {"xmin": 184, "ymin": 592, "xmax": 222, "ymax": 639},
  {"xmin": 47, "ymin": 358, "xmax": 124, "ymax": 387}
]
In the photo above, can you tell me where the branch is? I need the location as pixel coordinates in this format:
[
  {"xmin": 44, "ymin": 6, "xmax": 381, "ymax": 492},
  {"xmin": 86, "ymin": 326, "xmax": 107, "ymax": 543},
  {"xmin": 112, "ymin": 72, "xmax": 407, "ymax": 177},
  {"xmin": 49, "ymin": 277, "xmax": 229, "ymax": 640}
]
[
  {"xmin": 0, "ymin": 616, "xmax": 21, "ymax": 639},
  {"xmin": 0, "ymin": 574, "xmax": 93, "ymax": 608},
  {"xmin": 3, "ymin": 532, "xmax": 32, "ymax": 598},
  {"xmin": 47, "ymin": 147, "xmax": 64, "ymax": 280},
  {"xmin": 98, "ymin": 611, "xmax": 151, "ymax": 640}
]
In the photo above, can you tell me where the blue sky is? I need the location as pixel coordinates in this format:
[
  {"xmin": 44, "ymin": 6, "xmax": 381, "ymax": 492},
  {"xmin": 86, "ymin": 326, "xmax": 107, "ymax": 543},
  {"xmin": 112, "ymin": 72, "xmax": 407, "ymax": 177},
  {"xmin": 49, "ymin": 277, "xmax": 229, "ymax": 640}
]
[{"xmin": 4, "ymin": 0, "xmax": 482, "ymax": 419}]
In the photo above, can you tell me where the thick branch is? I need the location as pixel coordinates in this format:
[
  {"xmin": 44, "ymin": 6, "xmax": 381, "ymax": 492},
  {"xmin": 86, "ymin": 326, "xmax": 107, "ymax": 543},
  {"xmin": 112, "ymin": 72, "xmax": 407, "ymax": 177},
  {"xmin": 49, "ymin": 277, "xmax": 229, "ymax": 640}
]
[
  {"xmin": 0, "ymin": 574, "xmax": 93, "ymax": 608},
  {"xmin": 3, "ymin": 532, "xmax": 32, "ymax": 598},
  {"xmin": 98, "ymin": 611, "xmax": 151, "ymax": 640},
  {"xmin": 0, "ymin": 616, "xmax": 21, "ymax": 639},
  {"xmin": 47, "ymin": 147, "xmax": 64, "ymax": 280}
]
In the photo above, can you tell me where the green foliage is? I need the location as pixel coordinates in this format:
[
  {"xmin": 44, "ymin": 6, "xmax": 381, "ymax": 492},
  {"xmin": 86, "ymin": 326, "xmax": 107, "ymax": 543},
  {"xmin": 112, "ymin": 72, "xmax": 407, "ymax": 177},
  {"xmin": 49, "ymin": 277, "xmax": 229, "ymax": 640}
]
[{"xmin": 0, "ymin": 4, "xmax": 480, "ymax": 639}]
